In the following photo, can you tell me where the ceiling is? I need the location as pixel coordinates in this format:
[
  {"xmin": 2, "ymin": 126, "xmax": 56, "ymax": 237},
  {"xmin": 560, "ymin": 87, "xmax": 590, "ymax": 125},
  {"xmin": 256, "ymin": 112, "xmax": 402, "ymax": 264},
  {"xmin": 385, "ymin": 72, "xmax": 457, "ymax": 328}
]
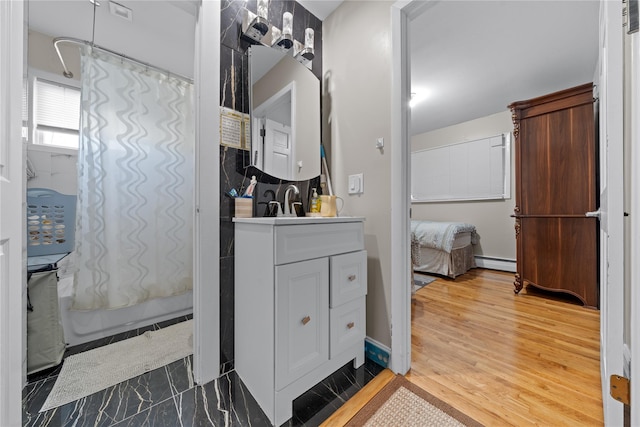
[
  {"xmin": 28, "ymin": 0, "xmax": 599, "ymax": 137},
  {"xmin": 409, "ymin": 1, "xmax": 599, "ymax": 135},
  {"xmin": 297, "ymin": 0, "xmax": 344, "ymax": 20},
  {"xmin": 27, "ymin": 0, "xmax": 197, "ymax": 78},
  {"xmin": 302, "ymin": 0, "xmax": 599, "ymax": 136}
]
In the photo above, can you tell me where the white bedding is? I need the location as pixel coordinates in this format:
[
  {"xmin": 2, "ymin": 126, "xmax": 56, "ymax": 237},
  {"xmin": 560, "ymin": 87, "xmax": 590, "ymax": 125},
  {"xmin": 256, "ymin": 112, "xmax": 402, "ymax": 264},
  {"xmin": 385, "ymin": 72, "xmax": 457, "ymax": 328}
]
[
  {"xmin": 451, "ymin": 232, "xmax": 471, "ymax": 250},
  {"xmin": 411, "ymin": 220, "xmax": 478, "ymax": 278},
  {"xmin": 410, "ymin": 220, "xmax": 478, "ymax": 253}
]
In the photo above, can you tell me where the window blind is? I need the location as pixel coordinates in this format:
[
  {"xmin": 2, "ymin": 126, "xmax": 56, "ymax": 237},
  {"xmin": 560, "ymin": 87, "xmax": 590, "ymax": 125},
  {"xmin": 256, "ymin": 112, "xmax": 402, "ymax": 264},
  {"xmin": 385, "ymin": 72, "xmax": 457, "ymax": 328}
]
[
  {"xmin": 35, "ymin": 79, "xmax": 80, "ymax": 131},
  {"xmin": 411, "ymin": 133, "xmax": 511, "ymax": 203}
]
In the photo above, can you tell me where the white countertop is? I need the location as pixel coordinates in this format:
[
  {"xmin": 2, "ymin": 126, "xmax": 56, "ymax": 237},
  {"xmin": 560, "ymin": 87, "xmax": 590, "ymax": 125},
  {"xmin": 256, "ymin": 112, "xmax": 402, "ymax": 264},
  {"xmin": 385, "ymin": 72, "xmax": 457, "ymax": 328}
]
[{"xmin": 233, "ymin": 216, "xmax": 365, "ymax": 225}]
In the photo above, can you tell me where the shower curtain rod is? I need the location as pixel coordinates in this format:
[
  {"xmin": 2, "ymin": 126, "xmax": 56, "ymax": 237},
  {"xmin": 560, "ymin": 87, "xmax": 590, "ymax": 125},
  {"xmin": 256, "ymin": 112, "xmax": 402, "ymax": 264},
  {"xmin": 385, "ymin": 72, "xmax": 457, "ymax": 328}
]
[{"xmin": 53, "ymin": 37, "xmax": 193, "ymax": 84}]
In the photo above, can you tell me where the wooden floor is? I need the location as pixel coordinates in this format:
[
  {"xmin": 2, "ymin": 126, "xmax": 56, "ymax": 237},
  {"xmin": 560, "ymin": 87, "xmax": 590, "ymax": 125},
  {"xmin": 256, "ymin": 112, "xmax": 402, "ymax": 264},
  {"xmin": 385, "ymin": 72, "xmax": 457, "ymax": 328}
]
[{"xmin": 323, "ymin": 268, "xmax": 603, "ymax": 426}]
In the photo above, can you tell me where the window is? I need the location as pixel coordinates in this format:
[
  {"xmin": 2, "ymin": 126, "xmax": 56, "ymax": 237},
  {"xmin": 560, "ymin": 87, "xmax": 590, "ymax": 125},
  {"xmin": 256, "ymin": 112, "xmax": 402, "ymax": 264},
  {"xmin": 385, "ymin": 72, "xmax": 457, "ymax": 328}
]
[{"xmin": 33, "ymin": 78, "xmax": 80, "ymax": 149}]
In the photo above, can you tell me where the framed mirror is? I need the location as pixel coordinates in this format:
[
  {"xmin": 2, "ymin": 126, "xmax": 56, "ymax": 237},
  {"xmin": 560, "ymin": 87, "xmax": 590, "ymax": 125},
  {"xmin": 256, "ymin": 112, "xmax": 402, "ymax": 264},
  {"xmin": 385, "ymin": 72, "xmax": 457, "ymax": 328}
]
[{"xmin": 249, "ymin": 45, "xmax": 320, "ymax": 181}]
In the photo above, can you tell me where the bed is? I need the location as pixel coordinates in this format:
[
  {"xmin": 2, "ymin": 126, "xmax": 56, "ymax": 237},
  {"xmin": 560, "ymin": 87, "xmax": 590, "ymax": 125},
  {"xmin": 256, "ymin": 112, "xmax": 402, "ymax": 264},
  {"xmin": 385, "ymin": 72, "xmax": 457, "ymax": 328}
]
[{"xmin": 411, "ymin": 220, "xmax": 478, "ymax": 279}]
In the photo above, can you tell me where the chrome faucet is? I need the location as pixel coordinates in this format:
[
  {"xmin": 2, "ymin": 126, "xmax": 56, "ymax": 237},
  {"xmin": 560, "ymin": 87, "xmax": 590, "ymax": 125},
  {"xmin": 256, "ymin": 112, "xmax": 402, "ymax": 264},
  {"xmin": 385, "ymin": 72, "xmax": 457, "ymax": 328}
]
[{"xmin": 283, "ymin": 184, "xmax": 300, "ymax": 216}]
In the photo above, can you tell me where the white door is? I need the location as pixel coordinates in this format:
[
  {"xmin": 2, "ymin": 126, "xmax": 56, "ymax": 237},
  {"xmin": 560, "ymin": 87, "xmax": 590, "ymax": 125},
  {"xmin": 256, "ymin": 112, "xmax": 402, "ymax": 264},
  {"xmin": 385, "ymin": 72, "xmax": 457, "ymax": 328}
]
[
  {"xmin": 264, "ymin": 118, "xmax": 292, "ymax": 180},
  {"xmin": 0, "ymin": 1, "xmax": 25, "ymax": 426},
  {"xmin": 597, "ymin": 1, "xmax": 625, "ymax": 425}
]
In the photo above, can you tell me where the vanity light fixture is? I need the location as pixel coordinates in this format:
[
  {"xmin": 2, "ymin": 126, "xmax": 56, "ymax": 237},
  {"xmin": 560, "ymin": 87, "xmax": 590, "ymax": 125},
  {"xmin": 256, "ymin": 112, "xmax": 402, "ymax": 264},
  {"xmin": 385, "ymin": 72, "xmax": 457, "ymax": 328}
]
[
  {"xmin": 271, "ymin": 12, "xmax": 294, "ymax": 51},
  {"xmin": 294, "ymin": 28, "xmax": 315, "ymax": 65},
  {"xmin": 241, "ymin": 6, "xmax": 314, "ymax": 67},
  {"xmin": 241, "ymin": 0, "xmax": 270, "ymax": 43}
]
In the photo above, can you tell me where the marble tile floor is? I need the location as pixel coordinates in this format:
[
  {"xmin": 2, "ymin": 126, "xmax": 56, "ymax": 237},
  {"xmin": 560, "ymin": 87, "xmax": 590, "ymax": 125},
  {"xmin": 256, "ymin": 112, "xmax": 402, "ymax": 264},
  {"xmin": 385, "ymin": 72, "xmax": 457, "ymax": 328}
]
[{"xmin": 23, "ymin": 315, "xmax": 384, "ymax": 426}]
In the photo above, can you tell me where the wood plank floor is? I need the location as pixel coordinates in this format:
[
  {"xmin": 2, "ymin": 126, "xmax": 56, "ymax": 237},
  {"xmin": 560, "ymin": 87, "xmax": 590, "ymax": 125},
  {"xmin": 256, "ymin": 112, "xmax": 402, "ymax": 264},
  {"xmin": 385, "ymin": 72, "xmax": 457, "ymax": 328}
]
[{"xmin": 323, "ymin": 268, "xmax": 603, "ymax": 426}]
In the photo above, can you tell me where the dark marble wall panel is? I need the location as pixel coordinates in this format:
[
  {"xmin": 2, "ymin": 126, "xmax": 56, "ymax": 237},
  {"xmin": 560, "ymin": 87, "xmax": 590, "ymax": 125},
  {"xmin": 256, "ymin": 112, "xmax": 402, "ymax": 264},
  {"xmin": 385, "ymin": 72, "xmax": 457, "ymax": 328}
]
[{"xmin": 219, "ymin": 0, "xmax": 323, "ymax": 372}]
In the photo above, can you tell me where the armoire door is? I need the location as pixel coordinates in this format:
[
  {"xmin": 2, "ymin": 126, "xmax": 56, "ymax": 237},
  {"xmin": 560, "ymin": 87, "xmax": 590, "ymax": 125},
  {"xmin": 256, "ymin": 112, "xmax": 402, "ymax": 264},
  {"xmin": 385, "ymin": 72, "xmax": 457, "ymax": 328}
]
[{"xmin": 510, "ymin": 83, "xmax": 598, "ymax": 307}]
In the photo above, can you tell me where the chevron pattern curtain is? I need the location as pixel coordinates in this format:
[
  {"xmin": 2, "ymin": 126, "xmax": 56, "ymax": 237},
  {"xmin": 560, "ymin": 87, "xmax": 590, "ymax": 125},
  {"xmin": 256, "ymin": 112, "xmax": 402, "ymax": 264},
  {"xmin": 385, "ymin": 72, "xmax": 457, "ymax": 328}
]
[{"xmin": 72, "ymin": 48, "xmax": 194, "ymax": 310}]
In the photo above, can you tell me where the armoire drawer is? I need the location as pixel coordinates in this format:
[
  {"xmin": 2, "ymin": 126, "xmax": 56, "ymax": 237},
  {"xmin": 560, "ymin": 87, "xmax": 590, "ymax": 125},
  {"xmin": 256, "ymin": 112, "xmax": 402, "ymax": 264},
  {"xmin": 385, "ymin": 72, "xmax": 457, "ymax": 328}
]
[
  {"xmin": 330, "ymin": 297, "xmax": 365, "ymax": 358},
  {"xmin": 330, "ymin": 250, "xmax": 367, "ymax": 307}
]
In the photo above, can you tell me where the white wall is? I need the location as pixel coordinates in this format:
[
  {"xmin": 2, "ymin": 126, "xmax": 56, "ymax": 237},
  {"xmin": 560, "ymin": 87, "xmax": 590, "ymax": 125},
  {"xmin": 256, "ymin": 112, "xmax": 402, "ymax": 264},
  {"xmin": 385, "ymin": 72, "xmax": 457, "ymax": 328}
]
[
  {"xmin": 27, "ymin": 148, "xmax": 77, "ymax": 194},
  {"xmin": 411, "ymin": 111, "xmax": 516, "ymax": 261},
  {"xmin": 324, "ymin": 1, "xmax": 393, "ymax": 348}
]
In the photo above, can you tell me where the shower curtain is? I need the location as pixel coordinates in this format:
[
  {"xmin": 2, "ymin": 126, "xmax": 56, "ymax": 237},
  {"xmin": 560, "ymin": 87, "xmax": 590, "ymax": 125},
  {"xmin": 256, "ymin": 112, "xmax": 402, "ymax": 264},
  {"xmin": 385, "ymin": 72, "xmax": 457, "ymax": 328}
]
[{"xmin": 72, "ymin": 48, "xmax": 194, "ymax": 310}]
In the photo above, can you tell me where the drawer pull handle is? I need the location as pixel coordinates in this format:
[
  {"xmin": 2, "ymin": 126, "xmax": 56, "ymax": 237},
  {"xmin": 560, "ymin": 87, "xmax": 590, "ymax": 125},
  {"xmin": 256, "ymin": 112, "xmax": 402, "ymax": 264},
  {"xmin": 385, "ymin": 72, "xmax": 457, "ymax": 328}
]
[
  {"xmin": 348, "ymin": 275, "xmax": 357, "ymax": 282},
  {"xmin": 301, "ymin": 316, "xmax": 311, "ymax": 325},
  {"xmin": 347, "ymin": 322, "xmax": 355, "ymax": 329}
]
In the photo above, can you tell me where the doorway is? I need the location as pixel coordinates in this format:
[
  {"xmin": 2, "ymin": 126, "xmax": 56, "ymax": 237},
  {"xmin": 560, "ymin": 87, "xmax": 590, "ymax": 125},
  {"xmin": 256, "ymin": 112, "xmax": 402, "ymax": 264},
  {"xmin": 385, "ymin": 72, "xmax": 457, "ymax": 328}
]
[{"xmin": 390, "ymin": 0, "xmax": 626, "ymax": 425}]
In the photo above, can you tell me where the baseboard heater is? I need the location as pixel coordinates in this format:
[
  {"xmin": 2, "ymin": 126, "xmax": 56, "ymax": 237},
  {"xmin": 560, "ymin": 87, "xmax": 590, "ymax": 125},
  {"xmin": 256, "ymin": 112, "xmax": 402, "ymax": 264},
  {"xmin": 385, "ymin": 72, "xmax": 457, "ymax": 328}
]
[{"xmin": 474, "ymin": 256, "xmax": 516, "ymax": 272}]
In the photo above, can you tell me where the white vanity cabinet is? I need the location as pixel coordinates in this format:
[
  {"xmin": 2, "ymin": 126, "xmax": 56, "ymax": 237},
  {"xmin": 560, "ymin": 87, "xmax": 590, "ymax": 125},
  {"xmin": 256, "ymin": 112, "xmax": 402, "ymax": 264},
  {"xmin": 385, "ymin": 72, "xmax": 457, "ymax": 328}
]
[{"xmin": 234, "ymin": 217, "xmax": 367, "ymax": 426}]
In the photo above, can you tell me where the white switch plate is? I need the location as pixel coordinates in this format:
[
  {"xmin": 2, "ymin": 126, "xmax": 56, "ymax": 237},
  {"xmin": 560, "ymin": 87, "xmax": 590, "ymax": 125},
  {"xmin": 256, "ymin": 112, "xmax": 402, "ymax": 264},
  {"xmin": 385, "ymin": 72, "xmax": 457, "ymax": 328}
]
[{"xmin": 348, "ymin": 173, "xmax": 364, "ymax": 194}]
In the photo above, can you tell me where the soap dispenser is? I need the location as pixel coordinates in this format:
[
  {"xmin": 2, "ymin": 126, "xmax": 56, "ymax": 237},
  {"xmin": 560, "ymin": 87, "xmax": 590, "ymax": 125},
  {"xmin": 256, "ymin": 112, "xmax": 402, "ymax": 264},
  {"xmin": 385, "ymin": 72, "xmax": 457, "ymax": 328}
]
[{"xmin": 310, "ymin": 188, "xmax": 321, "ymax": 213}]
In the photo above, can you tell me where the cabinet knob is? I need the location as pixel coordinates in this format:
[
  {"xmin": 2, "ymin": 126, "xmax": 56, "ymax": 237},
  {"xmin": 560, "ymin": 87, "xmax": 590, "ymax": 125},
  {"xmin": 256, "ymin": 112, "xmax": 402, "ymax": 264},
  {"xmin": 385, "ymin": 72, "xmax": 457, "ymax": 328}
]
[
  {"xmin": 348, "ymin": 274, "xmax": 356, "ymax": 282},
  {"xmin": 301, "ymin": 316, "xmax": 311, "ymax": 325},
  {"xmin": 347, "ymin": 322, "xmax": 355, "ymax": 329}
]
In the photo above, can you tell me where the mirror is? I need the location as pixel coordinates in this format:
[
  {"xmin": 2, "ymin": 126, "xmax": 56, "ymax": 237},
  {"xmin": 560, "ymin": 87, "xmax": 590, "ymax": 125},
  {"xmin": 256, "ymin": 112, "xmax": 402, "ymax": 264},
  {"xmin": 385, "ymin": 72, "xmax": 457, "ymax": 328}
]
[{"xmin": 249, "ymin": 45, "xmax": 320, "ymax": 181}]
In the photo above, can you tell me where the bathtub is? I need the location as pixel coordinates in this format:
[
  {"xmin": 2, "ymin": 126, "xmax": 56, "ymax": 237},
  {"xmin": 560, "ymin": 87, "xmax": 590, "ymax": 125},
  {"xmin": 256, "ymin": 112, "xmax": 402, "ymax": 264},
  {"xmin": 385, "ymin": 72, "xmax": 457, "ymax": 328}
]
[
  {"xmin": 56, "ymin": 254, "xmax": 193, "ymax": 347},
  {"xmin": 58, "ymin": 291, "xmax": 193, "ymax": 347}
]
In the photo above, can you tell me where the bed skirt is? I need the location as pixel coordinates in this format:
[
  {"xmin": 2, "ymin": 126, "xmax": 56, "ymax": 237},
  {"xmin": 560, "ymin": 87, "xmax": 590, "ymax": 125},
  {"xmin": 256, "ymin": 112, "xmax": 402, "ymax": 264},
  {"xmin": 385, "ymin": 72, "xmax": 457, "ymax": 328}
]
[{"xmin": 412, "ymin": 242, "xmax": 476, "ymax": 279}]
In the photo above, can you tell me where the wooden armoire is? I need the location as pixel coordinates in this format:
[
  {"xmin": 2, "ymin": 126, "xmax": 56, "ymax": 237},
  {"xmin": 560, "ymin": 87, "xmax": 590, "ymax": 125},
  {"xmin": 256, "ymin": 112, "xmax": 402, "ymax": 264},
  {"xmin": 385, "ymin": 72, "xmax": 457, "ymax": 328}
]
[{"xmin": 509, "ymin": 83, "xmax": 599, "ymax": 308}]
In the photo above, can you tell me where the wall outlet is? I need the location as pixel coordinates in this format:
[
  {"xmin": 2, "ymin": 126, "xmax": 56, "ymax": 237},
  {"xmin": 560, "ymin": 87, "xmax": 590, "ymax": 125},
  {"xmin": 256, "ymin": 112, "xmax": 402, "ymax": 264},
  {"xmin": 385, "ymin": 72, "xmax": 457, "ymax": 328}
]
[{"xmin": 348, "ymin": 173, "xmax": 363, "ymax": 194}]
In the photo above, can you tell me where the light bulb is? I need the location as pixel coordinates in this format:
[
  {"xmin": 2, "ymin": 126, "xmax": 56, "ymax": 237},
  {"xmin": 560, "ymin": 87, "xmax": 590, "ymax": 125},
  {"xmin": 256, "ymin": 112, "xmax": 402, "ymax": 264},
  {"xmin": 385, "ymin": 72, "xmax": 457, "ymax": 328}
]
[
  {"xmin": 282, "ymin": 12, "xmax": 293, "ymax": 36},
  {"xmin": 257, "ymin": 0, "xmax": 268, "ymax": 20},
  {"xmin": 304, "ymin": 28, "xmax": 314, "ymax": 50}
]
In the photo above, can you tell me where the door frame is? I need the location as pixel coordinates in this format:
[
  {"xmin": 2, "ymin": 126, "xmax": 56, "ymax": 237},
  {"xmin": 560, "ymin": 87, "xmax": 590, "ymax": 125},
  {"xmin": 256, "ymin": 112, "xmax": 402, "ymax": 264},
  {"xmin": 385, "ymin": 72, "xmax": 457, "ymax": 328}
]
[
  {"xmin": 629, "ymin": 24, "xmax": 640, "ymax": 427},
  {"xmin": 389, "ymin": 0, "xmax": 412, "ymax": 375},
  {"xmin": 597, "ymin": 0, "xmax": 625, "ymax": 424},
  {"xmin": 0, "ymin": 1, "xmax": 25, "ymax": 426},
  {"xmin": 193, "ymin": 0, "xmax": 221, "ymax": 385}
]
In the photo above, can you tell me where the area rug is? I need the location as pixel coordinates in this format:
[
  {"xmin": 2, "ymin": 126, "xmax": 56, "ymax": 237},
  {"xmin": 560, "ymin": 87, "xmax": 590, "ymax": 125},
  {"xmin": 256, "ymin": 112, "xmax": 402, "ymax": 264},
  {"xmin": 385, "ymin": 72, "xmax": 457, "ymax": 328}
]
[
  {"xmin": 413, "ymin": 274, "xmax": 436, "ymax": 292},
  {"xmin": 345, "ymin": 375, "xmax": 483, "ymax": 427},
  {"xmin": 40, "ymin": 319, "xmax": 193, "ymax": 412}
]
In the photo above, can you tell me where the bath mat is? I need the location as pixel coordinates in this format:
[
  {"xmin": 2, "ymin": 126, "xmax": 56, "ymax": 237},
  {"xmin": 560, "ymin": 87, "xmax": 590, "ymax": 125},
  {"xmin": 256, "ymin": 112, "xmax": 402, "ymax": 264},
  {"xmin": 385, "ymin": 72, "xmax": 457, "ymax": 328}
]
[
  {"xmin": 40, "ymin": 319, "xmax": 193, "ymax": 412},
  {"xmin": 345, "ymin": 374, "xmax": 483, "ymax": 427},
  {"xmin": 414, "ymin": 274, "xmax": 436, "ymax": 292}
]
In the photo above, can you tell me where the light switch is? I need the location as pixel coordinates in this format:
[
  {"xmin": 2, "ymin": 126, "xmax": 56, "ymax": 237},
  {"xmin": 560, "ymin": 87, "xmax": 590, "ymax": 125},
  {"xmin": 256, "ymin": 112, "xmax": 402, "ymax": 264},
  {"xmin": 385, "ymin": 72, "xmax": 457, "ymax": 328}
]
[{"xmin": 348, "ymin": 173, "xmax": 364, "ymax": 194}]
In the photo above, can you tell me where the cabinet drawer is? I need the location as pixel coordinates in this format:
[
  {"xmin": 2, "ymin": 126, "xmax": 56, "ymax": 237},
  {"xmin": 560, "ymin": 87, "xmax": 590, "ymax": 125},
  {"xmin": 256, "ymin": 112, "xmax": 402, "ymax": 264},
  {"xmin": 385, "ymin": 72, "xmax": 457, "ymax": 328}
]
[
  {"xmin": 330, "ymin": 250, "xmax": 367, "ymax": 307},
  {"xmin": 330, "ymin": 297, "xmax": 365, "ymax": 359},
  {"xmin": 274, "ymin": 222, "xmax": 364, "ymax": 265}
]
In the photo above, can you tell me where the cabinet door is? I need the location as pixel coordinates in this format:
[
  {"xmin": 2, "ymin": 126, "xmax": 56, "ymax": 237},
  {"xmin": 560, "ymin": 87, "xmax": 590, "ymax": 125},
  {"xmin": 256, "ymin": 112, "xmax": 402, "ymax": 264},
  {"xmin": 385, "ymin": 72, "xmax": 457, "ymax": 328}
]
[
  {"xmin": 330, "ymin": 250, "xmax": 367, "ymax": 307},
  {"xmin": 275, "ymin": 258, "xmax": 329, "ymax": 390}
]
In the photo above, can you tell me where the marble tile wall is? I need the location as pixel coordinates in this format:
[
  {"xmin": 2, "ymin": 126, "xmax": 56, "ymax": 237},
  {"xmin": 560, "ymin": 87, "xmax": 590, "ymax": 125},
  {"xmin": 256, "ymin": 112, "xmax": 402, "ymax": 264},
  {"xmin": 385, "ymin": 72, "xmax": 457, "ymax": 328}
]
[{"xmin": 219, "ymin": 0, "xmax": 323, "ymax": 372}]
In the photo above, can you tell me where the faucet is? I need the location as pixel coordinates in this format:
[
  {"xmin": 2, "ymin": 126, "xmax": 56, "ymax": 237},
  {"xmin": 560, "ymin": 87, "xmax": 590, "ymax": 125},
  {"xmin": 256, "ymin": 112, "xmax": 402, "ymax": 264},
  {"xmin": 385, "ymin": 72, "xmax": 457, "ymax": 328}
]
[{"xmin": 283, "ymin": 184, "xmax": 300, "ymax": 216}]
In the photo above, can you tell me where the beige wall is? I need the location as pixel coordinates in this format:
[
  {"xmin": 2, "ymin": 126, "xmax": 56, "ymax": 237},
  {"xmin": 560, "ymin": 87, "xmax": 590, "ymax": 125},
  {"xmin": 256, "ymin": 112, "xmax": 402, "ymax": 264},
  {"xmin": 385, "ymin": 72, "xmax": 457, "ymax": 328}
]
[
  {"xmin": 411, "ymin": 111, "xmax": 516, "ymax": 260},
  {"xmin": 323, "ymin": 1, "xmax": 393, "ymax": 348}
]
